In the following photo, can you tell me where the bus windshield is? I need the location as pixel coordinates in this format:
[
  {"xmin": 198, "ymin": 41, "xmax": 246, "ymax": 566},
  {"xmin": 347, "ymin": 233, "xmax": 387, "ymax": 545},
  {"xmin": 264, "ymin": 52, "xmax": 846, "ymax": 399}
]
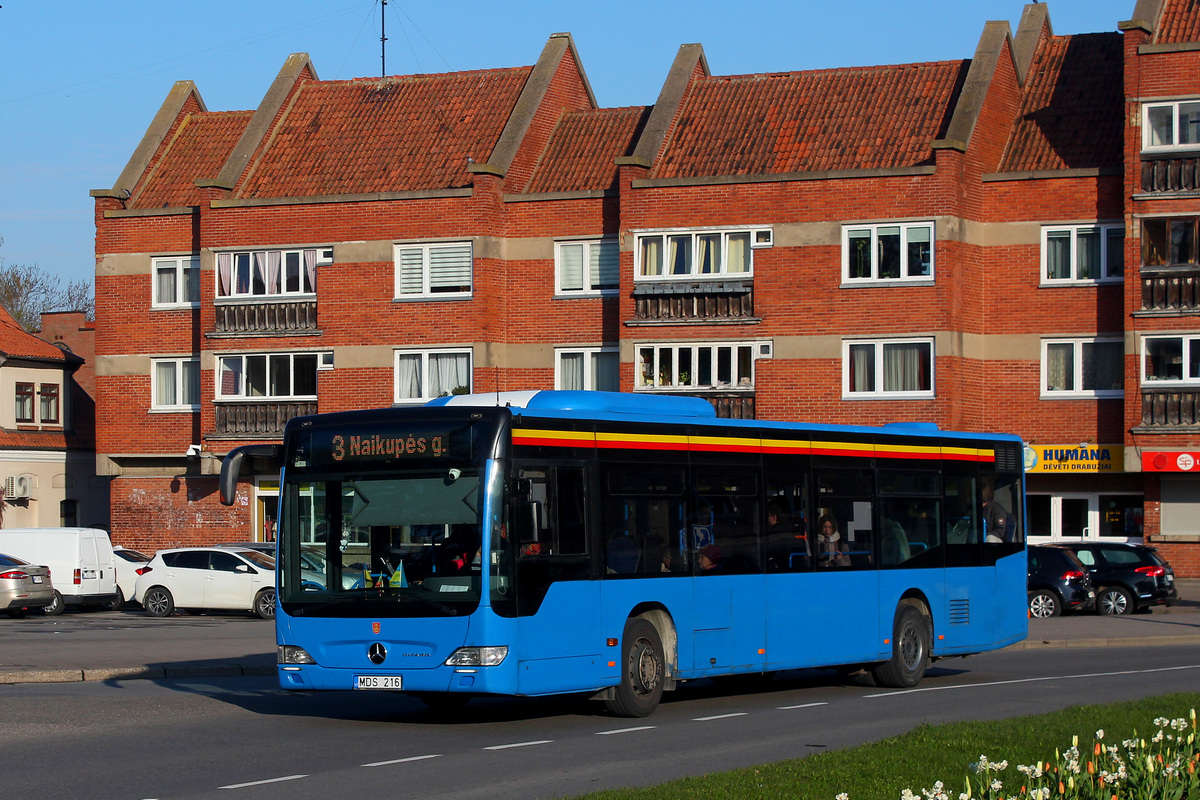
[{"xmin": 274, "ymin": 412, "xmax": 506, "ymax": 618}]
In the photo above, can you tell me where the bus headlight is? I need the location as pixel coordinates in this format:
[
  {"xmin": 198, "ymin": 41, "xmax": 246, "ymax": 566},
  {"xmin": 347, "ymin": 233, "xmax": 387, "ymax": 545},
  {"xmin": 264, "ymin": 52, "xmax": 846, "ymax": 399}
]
[
  {"xmin": 445, "ymin": 646, "xmax": 508, "ymax": 666},
  {"xmin": 278, "ymin": 645, "xmax": 316, "ymax": 665}
]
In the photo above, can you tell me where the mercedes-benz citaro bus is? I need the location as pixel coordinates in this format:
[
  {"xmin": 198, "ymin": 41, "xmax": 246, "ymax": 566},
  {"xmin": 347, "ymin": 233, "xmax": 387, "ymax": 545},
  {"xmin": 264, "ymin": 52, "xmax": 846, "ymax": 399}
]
[{"xmin": 219, "ymin": 390, "xmax": 1028, "ymax": 717}]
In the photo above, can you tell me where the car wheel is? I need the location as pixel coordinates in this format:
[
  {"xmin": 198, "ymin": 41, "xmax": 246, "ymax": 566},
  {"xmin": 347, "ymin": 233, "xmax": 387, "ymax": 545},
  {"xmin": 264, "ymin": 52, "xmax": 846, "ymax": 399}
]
[
  {"xmin": 102, "ymin": 587, "xmax": 125, "ymax": 612},
  {"xmin": 1028, "ymin": 589, "xmax": 1061, "ymax": 619},
  {"xmin": 605, "ymin": 618, "xmax": 665, "ymax": 717},
  {"xmin": 872, "ymin": 604, "xmax": 932, "ymax": 688},
  {"xmin": 254, "ymin": 588, "xmax": 276, "ymax": 619},
  {"xmin": 144, "ymin": 586, "xmax": 175, "ymax": 617},
  {"xmin": 42, "ymin": 590, "xmax": 65, "ymax": 616},
  {"xmin": 1097, "ymin": 586, "xmax": 1133, "ymax": 616}
]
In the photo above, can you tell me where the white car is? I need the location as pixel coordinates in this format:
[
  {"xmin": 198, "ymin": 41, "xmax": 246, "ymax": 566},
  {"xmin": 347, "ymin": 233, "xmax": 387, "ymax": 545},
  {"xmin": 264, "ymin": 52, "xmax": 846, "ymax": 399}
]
[
  {"xmin": 134, "ymin": 547, "xmax": 276, "ymax": 619},
  {"xmin": 111, "ymin": 545, "xmax": 152, "ymax": 608}
]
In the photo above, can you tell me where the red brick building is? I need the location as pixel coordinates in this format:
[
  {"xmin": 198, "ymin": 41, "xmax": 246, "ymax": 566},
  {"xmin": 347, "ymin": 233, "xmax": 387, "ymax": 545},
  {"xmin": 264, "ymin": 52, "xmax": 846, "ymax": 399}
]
[{"xmin": 91, "ymin": 1, "xmax": 1200, "ymax": 575}]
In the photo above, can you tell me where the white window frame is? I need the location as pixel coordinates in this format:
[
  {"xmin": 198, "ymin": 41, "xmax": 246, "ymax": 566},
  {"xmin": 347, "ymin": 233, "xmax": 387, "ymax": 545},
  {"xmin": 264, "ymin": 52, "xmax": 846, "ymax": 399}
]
[
  {"xmin": 152, "ymin": 256, "xmax": 200, "ymax": 309},
  {"xmin": 842, "ymin": 221, "xmax": 935, "ymax": 284},
  {"xmin": 1040, "ymin": 224, "xmax": 1123, "ymax": 284},
  {"xmin": 1040, "ymin": 338, "xmax": 1124, "ymax": 398},
  {"xmin": 151, "ymin": 358, "xmax": 201, "ymax": 411},
  {"xmin": 555, "ymin": 347, "xmax": 619, "ymax": 391},
  {"xmin": 842, "ymin": 337, "xmax": 935, "ymax": 399},
  {"xmin": 393, "ymin": 241, "xmax": 473, "ymax": 299},
  {"xmin": 635, "ymin": 341, "xmax": 759, "ymax": 391},
  {"xmin": 1141, "ymin": 334, "xmax": 1200, "ymax": 386},
  {"xmin": 216, "ymin": 353, "xmax": 319, "ymax": 400},
  {"xmin": 216, "ymin": 249, "xmax": 319, "ymax": 300},
  {"xmin": 393, "ymin": 348, "xmax": 473, "ymax": 404},
  {"xmin": 1143, "ymin": 100, "xmax": 1200, "ymax": 151},
  {"xmin": 634, "ymin": 227, "xmax": 768, "ymax": 282},
  {"xmin": 555, "ymin": 239, "xmax": 619, "ymax": 296}
]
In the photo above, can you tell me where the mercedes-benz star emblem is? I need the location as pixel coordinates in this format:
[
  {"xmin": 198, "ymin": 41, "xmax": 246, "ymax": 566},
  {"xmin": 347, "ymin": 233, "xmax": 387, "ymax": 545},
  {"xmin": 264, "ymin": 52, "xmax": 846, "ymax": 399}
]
[{"xmin": 368, "ymin": 642, "xmax": 387, "ymax": 665}]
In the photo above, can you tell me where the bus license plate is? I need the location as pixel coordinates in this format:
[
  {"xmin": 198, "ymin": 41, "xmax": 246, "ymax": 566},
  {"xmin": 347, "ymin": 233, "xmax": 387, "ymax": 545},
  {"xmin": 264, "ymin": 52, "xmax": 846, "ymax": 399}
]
[{"xmin": 356, "ymin": 675, "xmax": 402, "ymax": 690}]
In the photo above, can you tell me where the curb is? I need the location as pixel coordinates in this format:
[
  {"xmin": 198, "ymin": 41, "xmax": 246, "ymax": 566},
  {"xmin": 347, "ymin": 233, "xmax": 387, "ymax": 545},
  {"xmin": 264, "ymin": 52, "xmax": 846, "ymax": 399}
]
[
  {"xmin": 0, "ymin": 663, "xmax": 275, "ymax": 685},
  {"xmin": 1012, "ymin": 635, "xmax": 1200, "ymax": 650}
]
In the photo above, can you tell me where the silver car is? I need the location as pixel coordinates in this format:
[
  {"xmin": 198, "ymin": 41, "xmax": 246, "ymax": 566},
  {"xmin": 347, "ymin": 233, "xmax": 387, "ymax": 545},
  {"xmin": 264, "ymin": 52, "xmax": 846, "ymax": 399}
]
[{"xmin": 1, "ymin": 552, "xmax": 55, "ymax": 618}]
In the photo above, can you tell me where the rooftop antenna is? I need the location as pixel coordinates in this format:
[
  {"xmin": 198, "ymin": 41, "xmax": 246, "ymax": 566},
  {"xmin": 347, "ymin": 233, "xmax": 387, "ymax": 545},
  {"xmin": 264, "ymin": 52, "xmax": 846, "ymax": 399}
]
[{"xmin": 380, "ymin": 0, "xmax": 388, "ymax": 77}]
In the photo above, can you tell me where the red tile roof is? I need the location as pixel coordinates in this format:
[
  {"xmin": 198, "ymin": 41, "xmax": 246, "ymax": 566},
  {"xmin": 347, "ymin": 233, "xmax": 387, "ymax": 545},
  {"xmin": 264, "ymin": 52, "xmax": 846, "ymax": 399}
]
[
  {"xmin": 1156, "ymin": 0, "xmax": 1200, "ymax": 44},
  {"xmin": 999, "ymin": 33, "xmax": 1123, "ymax": 172},
  {"xmin": 237, "ymin": 67, "xmax": 533, "ymax": 198},
  {"xmin": 0, "ymin": 305, "xmax": 71, "ymax": 362},
  {"xmin": 526, "ymin": 106, "xmax": 649, "ymax": 193},
  {"xmin": 651, "ymin": 61, "xmax": 969, "ymax": 179},
  {"xmin": 131, "ymin": 111, "xmax": 253, "ymax": 209}
]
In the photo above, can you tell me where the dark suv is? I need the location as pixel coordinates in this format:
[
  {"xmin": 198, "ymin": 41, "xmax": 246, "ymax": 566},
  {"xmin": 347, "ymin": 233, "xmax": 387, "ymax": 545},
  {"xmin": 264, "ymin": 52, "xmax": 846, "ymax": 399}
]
[
  {"xmin": 1027, "ymin": 544, "xmax": 1095, "ymax": 618},
  {"xmin": 1050, "ymin": 542, "xmax": 1178, "ymax": 616}
]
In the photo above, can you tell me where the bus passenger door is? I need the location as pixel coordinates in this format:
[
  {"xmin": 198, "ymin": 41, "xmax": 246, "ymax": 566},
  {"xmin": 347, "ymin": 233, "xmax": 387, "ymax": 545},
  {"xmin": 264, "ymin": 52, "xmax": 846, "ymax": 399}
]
[{"xmin": 510, "ymin": 463, "xmax": 602, "ymax": 694}]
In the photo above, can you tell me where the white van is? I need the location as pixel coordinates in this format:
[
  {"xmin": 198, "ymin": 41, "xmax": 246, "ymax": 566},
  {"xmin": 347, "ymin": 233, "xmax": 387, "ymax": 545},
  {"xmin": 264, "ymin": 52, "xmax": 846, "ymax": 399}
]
[{"xmin": 0, "ymin": 528, "xmax": 118, "ymax": 614}]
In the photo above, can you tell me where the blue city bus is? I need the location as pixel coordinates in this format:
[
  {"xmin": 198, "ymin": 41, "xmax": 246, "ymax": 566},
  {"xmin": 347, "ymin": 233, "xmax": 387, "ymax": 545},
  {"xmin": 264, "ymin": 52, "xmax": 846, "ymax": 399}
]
[{"xmin": 219, "ymin": 390, "xmax": 1027, "ymax": 716}]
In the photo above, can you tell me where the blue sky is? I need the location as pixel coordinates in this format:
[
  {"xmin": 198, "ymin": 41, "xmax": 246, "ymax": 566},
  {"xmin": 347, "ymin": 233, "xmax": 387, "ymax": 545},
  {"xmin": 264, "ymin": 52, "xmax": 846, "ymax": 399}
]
[{"xmin": 0, "ymin": 0, "xmax": 1135, "ymax": 292}]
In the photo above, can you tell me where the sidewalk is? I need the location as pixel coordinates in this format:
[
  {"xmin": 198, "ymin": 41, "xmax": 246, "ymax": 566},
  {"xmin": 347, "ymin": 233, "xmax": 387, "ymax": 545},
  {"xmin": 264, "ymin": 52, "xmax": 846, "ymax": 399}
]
[{"xmin": 3, "ymin": 581, "xmax": 1199, "ymax": 686}]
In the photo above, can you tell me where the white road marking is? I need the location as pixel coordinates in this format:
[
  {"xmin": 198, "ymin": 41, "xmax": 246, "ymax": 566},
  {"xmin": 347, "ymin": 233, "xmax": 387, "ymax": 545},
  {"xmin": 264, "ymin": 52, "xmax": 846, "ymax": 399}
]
[
  {"xmin": 362, "ymin": 754, "xmax": 442, "ymax": 767},
  {"xmin": 865, "ymin": 663, "xmax": 1200, "ymax": 698},
  {"xmin": 777, "ymin": 701, "xmax": 829, "ymax": 710},
  {"xmin": 219, "ymin": 774, "xmax": 307, "ymax": 789},
  {"xmin": 692, "ymin": 712, "xmax": 748, "ymax": 721},
  {"xmin": 596, "ymin": 726, "xmax": 656, "ymax": 735},
  {"xmin": 484, "ymin": 740, "xmax": 554, "ymax": 750}
]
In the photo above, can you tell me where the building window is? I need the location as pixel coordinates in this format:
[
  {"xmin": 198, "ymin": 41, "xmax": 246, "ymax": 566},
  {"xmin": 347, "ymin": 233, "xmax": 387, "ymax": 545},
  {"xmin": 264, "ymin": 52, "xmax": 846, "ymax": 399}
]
[
  {"xmin": 1143, "ymin": 100, "xmax": 1200, "ymax": 151},
  {"xmin": 636, "ymin": 342, "xmax": 757, "ymax": 390},
  {"xmin": 216, "ymin": 249, "xmax": 318, "ymax": 298},
  {"xmin": 556, "ymin": 348, "xmax": 619, "ymax": 391},
  {"xmin": 217, "ymin": 353, "xmax": 318, "ymax": 399},
  {"xmin": 153, "ymin": 256, "xmax": 200, "ymax": 307},
  {"xmin": 844, "ymin": 338, "xmax": 934, "ymax": 398},
  {"xmin": 59, "ymin": 499, "xmax": 78, "ymax": 527},
  {"xmin": 1142, "ymin": 335, "xmax": 1200, "ymax": 385},
  {"xmin": 1142, "ymin": 217, "xmax": 1200, "ymax": 267},
  {"xmin": 394, "ymin": 349, "xmax": 472, "ymax": 403},
  {"xmin": 843, "ymin": 222, "xmax": 934, "ymax": 283},
  {"xmin": 14, "ymin": 382, "xmax": 34, "ymax": 423},
  {"xmin": 394, "ymin": 242, "xmax": 472, "ymax": 298},
  {"xmin": 38, "ymin": 384, "xmax": 60, "ymax": 424},
  {"xmin": 1042, "ymin": 224, "xmax": 1123, "ymax": 283},
  {"xmin": 635, "ymin": 228, "xmax": 767, "ymax": 281},
  {"xmin": 556, "ymin": 239, "xmax": 619, "ymax": 295},
  {"xmin": 1042, "ymin": 339, "xmax": 1123, "ymax": 397},
  {"xmin": 153, "ymin": 359, "xmax": 201, "ymax": 410}
]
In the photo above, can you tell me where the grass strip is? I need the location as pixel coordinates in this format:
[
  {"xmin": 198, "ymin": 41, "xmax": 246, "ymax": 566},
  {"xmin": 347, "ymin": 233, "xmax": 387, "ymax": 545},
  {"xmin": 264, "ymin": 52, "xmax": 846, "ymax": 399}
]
[{"xmin": 578, "ymin": 692, "xmax": 1200, "ymax": 800}]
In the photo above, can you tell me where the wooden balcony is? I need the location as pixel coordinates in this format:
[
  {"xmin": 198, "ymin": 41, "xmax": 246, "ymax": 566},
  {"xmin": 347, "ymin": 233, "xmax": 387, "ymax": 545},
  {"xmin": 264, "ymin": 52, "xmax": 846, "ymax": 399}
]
[
  {"xmin": 1139, "ymin": 388, "xmax": 1200, "ymax": 430},
  {"xmin": 214, "ymin": 401, "xmax": 317, "ymax": 437},
  {"xmin": 706, "ymin": 392, "xmax": 756, "ymax": 419},
  {"xmin": 213, "ymin": 298, "xmax": 318, "ymax": 335},
  {"xmin": 1141, "ymin": 267, "xmax": 1200, "ymax": 312},
  {"xmin": 631, "ymin": 280, "xmax": 755, "ymax": 322},
  {"xmin": 1141, "ymin": 152, "xmax": 1200, "ymax": 193}
]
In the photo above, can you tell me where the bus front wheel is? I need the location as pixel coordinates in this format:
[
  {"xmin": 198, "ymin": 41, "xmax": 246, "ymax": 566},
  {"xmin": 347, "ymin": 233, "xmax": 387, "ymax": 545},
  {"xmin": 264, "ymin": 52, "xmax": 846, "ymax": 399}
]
[
  {"xmin": 871, "ymin": 605, "xmax": 931, "ymax": 688},
  {"xmin": 606, "ymin": 618, "xmax": 664, "ymax": 718}
]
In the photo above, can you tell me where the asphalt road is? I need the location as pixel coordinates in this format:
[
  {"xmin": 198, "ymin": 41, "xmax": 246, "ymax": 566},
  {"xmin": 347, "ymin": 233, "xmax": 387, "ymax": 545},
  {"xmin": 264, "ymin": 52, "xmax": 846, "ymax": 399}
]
[{"xmin": 4, "ymin": 644, "xmax": 1200, "ymax": 800}]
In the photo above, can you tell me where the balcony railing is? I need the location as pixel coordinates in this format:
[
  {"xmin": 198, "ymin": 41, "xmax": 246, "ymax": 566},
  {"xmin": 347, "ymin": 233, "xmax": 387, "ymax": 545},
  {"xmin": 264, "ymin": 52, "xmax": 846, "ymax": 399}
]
[
  {"xmin": 1141, "ymin": 267, "xmax": 1200, "ymax": 312},
  {"xmin": 213, "ymin": 299, "xmax": 318, "ymax": 335},
  {"xmin": 706, "ymin": 392, "xmax": 756, "ymax": 419},
  {"xmin": 1139, "ymin": 387, "xmax": 1200, "ymax": 429},
  {"xmin": 631, "ymin": 280, "xmax": 754, "ymax": 322},
  {"xmin": 1141, "ymin": 152, "xmax": 1200, "ymax": 193},
  {"xmin": 214, "ymin": 401, "xmax": 317, "ymax": 437}
]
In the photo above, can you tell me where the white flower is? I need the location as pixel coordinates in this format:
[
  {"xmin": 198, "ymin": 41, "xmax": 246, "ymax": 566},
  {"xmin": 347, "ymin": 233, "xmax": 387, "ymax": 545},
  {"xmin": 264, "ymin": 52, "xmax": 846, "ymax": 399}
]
[
  {"xmin": 990, "ymin": 779, "xmax": 1002, "ymax": 792},
  {"xmin": 901, "ymin": 790, "xmax": 920, "ymax": 800},
  {"xmin": 1095, "ymin": 729, "xmax": 1105, "ymax": 740},
  {"xmin": 836, "ymin": 794, "xmax": 849, "ymax": 800}
]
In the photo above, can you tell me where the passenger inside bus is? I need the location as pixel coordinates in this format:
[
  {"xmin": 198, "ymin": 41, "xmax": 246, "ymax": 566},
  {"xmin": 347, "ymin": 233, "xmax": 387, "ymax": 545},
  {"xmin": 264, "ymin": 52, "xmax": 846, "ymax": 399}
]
[{"xmin": 815, "ymin": 514, "xmax": 851, "ymax": 568}]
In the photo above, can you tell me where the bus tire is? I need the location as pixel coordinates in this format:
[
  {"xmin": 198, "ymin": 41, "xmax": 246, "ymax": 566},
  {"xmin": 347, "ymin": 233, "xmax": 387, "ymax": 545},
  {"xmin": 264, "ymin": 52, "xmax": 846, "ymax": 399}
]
[
  {"xmin": 871, "ymin": 605, "xmax": 931, "ymax": 688},
  {"xmin": 606, "ymin": 618, "xmax": 664, "ymax": 718}
]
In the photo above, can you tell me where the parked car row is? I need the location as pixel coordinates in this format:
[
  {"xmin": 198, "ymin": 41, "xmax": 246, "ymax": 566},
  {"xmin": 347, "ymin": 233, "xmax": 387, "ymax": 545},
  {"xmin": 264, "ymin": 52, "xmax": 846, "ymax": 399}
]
[{"xmin": 1028, "ymin": 542, "xmax": 1178, "ymax": 618}]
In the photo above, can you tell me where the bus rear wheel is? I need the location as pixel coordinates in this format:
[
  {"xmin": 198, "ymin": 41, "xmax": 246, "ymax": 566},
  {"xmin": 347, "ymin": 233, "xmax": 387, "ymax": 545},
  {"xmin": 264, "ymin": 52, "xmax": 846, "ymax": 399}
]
[
  {"xmin": 606, "ymin": 618, "xmax": 664, "ymax": 718},
  {"xmin": 871, "ymin": 605, "xmax": 931, "ymax": 688}
]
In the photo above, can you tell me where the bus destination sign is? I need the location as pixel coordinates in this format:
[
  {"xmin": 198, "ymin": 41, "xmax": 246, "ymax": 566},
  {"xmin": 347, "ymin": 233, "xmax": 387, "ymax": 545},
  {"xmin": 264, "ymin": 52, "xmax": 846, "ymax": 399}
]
[{"xmin": 330, "ymin": 430, "xmax": 450, "ymax": 462}]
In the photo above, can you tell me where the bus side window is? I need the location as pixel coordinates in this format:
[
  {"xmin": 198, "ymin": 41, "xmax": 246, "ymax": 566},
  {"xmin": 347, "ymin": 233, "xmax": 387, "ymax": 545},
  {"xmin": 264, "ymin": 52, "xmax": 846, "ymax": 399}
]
[
  {"xmin": 814, "ymin": 469, "xmax": 874, "ymax": 570},
  {"xmin": 515, "ymin": 466, "xmax": 589, "ymax": 557}
]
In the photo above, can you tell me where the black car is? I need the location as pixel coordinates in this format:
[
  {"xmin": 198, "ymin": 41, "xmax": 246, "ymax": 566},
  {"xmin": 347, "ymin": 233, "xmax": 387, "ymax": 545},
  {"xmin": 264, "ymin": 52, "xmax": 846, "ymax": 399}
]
[
  {"xmin": 1049, "ymin": 542, "xmax": 1178, "ymax": 616},
  {"xmin": 1027, "ymin": 544, "xmax": 1095, "ymax": 618}
]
